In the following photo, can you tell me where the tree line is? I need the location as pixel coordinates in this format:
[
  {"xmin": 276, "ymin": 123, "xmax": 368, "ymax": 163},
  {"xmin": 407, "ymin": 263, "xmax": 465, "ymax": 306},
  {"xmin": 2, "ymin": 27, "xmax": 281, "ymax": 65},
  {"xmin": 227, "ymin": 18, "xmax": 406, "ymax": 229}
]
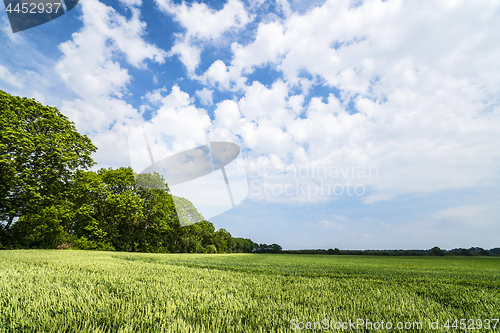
[
  {"xmin": 0, "ymin": 89, "xmax": 264, "ymax": 253},
  {"xmin": 282, "ymin": 246, "xmax": 500, "ymax": 256}
]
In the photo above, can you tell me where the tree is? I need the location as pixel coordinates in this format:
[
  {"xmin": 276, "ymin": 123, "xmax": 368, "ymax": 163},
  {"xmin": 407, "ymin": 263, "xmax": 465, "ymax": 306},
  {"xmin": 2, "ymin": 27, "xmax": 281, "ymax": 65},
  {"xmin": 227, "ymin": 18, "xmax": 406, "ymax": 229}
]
[
  {"xmin": 172, "ymin": 195, "xmax": 205, "ymax": 227},
  {"xmin": 271, "ymin": 243, "xmax": 282, "ymax": 253},
  {"xmin": 460, "ymin": 248, "xmax": 471, "ymax": 256},
  {"xmin": 71, "ymin": 170, "xmax": 115, "ymax": 251},
  {"xmin": 136, "ymin": 172, "xmax": 177, "ymax": 253},
  {"xmin": 0, "ymin": 90, "xmax": 96, "ymax": 241},
  {"xmin": 206, "ymin": 244, "xmax": 217, "ymax": 253},
  {"xmin": 479, "ymin": 248, "xmax": 490, "ymax": 256},
  {"xmin": 327, "ymin": 248, "xmax": 342, "ymax": 255},
  {"xmin": 431, "ymin": 246, "xmax": 444, "ymax": 256},
  {"xmin": 214, "ymin": 228, "xmax": 232, "ymax": 253},
  {"xmin": 9, "ymin": 200, "xmax": 74, "ymax": 249},
  {"xmin": 72, "ymin": 168, "xmax": 146, "ymax": 252},
  {"xmin": 231, "ymin": 238, "xmax": 256, "ymax": 253},
  {"xmin": 196, "ymin": 220, "xmax": 216, "ymax": 250},
  {"xmin": 489, "ymin": 248, "xmax": 500, "ymax": 255},
  {"xmin": 253, "ymin": 243, "xmax": 283, "ymax": 253}
]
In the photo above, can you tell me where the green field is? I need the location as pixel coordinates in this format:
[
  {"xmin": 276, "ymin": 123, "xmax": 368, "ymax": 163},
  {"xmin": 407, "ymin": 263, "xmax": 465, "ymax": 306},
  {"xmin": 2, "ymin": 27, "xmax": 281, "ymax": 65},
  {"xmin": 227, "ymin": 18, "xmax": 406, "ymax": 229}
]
[{"xmin": 0, "ymin": 251, "xmax": 498, "ymax": 332}]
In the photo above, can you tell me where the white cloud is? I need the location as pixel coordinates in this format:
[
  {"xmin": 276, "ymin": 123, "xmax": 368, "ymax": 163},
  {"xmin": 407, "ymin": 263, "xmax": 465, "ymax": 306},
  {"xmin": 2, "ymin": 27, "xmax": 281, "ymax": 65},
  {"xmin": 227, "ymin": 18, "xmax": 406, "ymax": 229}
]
[
  {"xmin": 0, "ymin": 63, "xmax": 64, "ymax": 108},
  {"xmin": 1, "ymin": 19, "xmax": 24, "ymax": 44},
  {"xmin": 168, "ymin": 41, "xmax": 201, "ymax": 74},
  {"xmin": 0, "ymin": 65, "xmax": 24, "ymax": 88},
  {"xmin": 214, "ymin": 99, "xmax": 241, "ymax": 129},
  {"xmin": 119, "ymin": 0, "xmax": 142, "ymax": 8},
  {"xmin": 54, "ymin": 0, "xmax": 167, "ymax": 168},
  {"xmin": 248, "ymin": 0, "xmax": 267, "ymax": 11},
  {"xmin": 56, "ymin": 0, "xmax": 166, "ymax": 101},
  {"xmin": 362, "ymin": 194, "xmax": 393, "ymax": 204},
  {"xmin": 201, "ymin": 59, "xmax": 248, "ymax": 91},
  {"xmin": 145, "ymin": 85, "xmax": 194, "ymax": 110},
  {"xmin": 60, "ymin": 98, "xmax": 137, "ymax": 134},
  {"xmin": 231, "ymin": 20, "xmax": 288, "ymax": 74},
  {"xmin": 195, "ymin": 87, "xmax": 214, "ymax": 106},
  {"xmin": 201, "ymin": 0, "xmax": 500, "ymax": 95},
  {"xmin": 140, "ymin": 84, "xmax": 212, "ymax": 153},
  {"xmin": 196, "ymin": 0, "xmax": 500, "ymax": 204},
  {"xmin": 276, "ymin": 0, "xmax": 292, "ymax": 17},
  {"xmin": 156, "ymin": 0, "xmax": 252, "ymax": 40},
  {"xmin": 318, "ymin": 215, "xmax": 348, "ymax": 229},
  {"xmin": 318, "ymin": 220, "xmax": 338, "ymax": 229},
  {"xmin": 156, "ymin": 0, "xmax": 253, "ymax": 73},
  {"xmin": 432, "ymin": 206, "xmax": 486, "ymax": 220}
]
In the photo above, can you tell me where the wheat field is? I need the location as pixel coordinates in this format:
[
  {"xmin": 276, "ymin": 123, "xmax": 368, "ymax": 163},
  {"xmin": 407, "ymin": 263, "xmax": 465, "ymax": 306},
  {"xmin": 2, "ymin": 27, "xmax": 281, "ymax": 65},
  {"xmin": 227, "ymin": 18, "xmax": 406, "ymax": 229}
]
[{"xmin": 0, "ymin": 250, "xmax": 498, "ymax": 332}]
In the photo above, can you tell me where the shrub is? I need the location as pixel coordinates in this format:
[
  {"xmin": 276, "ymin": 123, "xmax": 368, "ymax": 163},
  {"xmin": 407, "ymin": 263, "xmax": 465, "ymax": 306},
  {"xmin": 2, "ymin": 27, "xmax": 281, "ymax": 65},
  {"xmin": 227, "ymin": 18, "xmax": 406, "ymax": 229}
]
[{"xmin": 206, "ymin": 244, "xmax": 217, "ymax": 253}]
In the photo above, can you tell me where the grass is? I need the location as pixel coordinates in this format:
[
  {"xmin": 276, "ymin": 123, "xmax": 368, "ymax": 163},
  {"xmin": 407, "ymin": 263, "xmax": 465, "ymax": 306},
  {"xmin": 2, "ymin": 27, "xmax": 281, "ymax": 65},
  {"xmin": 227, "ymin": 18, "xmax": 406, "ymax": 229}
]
[{"xmin": 0, "ymin": 250, "xmax": 498, "ymax": 332}]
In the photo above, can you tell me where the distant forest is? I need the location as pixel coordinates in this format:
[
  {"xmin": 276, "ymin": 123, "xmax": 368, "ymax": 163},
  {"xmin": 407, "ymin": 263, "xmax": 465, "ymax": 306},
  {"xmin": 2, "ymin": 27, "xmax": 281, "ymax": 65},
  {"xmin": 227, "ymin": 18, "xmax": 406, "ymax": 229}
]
[{"xmin": 282, "ymin": 247, "xmax": 500, "ymax": 256}]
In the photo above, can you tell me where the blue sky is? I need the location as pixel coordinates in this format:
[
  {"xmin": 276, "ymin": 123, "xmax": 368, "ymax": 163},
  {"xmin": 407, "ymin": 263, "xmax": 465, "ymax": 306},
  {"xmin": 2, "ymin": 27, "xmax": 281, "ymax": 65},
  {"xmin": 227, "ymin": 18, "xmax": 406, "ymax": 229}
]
[{"xmin": 1, "ymin": 0, "xmax": 500, "ymax": 250}]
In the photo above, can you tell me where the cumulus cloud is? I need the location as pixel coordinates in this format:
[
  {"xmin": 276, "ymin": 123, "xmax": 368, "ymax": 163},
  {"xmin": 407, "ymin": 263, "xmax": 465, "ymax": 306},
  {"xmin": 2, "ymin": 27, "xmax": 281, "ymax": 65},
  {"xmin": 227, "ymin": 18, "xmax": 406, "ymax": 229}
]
[
  {"xmin": 56, "ymin": 0, "xmax": 166, "ymax": 102},
  {"xmin": 56, "ymin": 0, "xmax": 496, "ymax": 205},
  {"xmin": 193, "ymin": 0, "xmax": 500, "ymax": 204},
  {"xmin": 54, "ymin": 0, "xmax": 167, "ymax": 168},
  {"xmin": 156, "ymin": 0, "xmax": 253, "ymax": 73},
  {"xmin": 138, "ymin": 85, "xmax": 212, "ymax": 155},
  {"xmin": 195, "ymin": 87, "xmax": 214, "ymax": 106},
  {"xmin": 199, "ymin": 0, "xmax": 500, "ymax": 95}
]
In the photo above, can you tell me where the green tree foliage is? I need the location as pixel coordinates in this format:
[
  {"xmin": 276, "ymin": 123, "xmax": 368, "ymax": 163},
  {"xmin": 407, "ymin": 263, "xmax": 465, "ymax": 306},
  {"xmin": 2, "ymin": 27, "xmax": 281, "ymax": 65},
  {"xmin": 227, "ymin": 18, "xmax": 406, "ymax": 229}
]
[
  {"xmin": 254, "ymin": 243, "xmax": 282, "ymax": 253},
  {"xmin": 206, "ymin": 244, "xmax": 217, "ymax": 253},
  {"xmin": 172, "ymin": 195, "xmax": 205, "ymax": 227},
  {"xmin": 460, "ymin": 248, "xmax": 471, "ymax": 256},
  {"xmin": 6, "ymin": 162, "xmax": 262, "ymax": 253},
  {"xmin": 8, "ymin": 165, "xmax": 258, "ymax": 253},
  {"xmin": 70, "ymin": 168, "xmax": 180, "ymax": 252},
  {"xmin": 431, "ymin": 246, "xmax": 444, "ymax": 256},
  {"xmin": 136, "ymin": 173, "xmax": 177, "ymax": 253},
  {"xmin": 214, "ymin": 228, "xmax": 232, "ymax": 253},
  {"xmin": 0, "ymin": 90, "xmax": 96, "ymax": 240},
  {"xmin": 327, "ymin": 248, "xmax": 341, "ymax": 255},
  {"xmin": 479, "ymin": 248, "xmax": 490, "ymax": 256},
  {"xmin": 10, "ymin": 201, "xmax": 74, "ymax": 249},
  {"xmin": 231, "ymin": 238, "xmax": 257, "ymax": 253}
]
